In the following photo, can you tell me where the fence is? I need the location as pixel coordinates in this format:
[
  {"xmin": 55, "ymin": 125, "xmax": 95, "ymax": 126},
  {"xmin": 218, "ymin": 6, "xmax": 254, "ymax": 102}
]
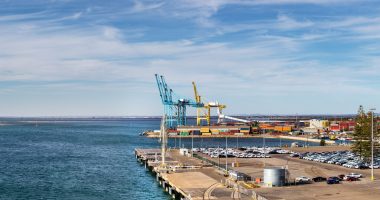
[{"xmin": 193, "ymin": 153, "xmax": 232, "ymax": 171}]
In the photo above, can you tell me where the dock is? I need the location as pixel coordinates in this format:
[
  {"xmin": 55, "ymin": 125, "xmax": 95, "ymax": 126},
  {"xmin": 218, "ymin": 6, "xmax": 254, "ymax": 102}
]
[
  {"xmin": 135, "ymin": 148, "xmax": 255, "ymax": 200},
  {"xmin": 136, "ymin": 146, "xmax": 380, "ymax": 200}
]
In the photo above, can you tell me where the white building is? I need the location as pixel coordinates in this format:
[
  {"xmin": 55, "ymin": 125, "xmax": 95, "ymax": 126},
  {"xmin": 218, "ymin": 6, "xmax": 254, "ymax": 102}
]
[{"xmin": 309, "ymin": 119, "xmax": 329, "ymax": 129}]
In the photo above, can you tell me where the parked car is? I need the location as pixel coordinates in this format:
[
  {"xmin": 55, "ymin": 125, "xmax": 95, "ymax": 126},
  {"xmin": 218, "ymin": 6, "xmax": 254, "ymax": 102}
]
[
  {"xmin": 347, "ymin": 173, "xmax": 363, "ymax": 178},
  {"xmin": 345, "ymin": 176, "xmax": 359, "ymax": 181},
  {"xmin": 337, "ymin": 174, "xmax": 345, "ymax": 180},
  {"xmin": 327, "ymin": 177, "xmax": 340, "ymax": 184},
  {"xmin": 369, "ymin": 164, "xmax": 380, "ymax": 169},
  {"xmin": 296, "ymin": 150, "xmax": 380, "ymax": 170},
  {"xmin": 296, "ymin": 176, "xmax": 311, "ymax": 183},
  {"xmin": 313, "ymin": 176, "xmax": 327, "ymax": 182},
  {"xmin": 290, "ymin": 153, "xmax": 299, "ymax": 157}
]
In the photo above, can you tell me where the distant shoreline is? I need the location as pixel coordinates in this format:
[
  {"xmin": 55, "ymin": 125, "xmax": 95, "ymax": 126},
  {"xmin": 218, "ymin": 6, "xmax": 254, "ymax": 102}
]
[{"xmin": 0, "ymin": 114, "xmax": 357, "ymax": 119}]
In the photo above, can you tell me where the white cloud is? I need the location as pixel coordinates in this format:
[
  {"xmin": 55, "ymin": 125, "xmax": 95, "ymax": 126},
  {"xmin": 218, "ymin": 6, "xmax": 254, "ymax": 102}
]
[
  {"xmin": 0, "ymin": 1, "xmax": 379, "ymax": 115},
  {"xmin": 0, "ymin": 14, "xmax": 378, "ymax": 98},
  {"xmin": 102, "ymin": 26, "xmax": 121, "ymax": 40},
  {"xmin": 130, "ymin": 0, "xmax": 165, "ymax": 13},
  {"xmin": 276, "ymin": 14, "xmax": 314, "ymax": 30},
  {"xmin": 64, "ymin": 12, "xmax": 82, "ymax": 20}
]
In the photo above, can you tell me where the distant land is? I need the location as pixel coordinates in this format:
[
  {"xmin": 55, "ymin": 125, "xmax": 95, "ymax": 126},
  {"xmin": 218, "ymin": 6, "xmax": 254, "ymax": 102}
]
[{"xmin": 0, "ymin": 114, "xmax": 360, "ymax": 121}]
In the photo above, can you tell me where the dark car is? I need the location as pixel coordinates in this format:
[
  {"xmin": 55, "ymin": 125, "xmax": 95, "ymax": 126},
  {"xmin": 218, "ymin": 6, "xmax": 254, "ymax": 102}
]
[
  {"xmin": 337, "ymin": 174, "xmax": 345, "ymax": 180},
  {"xmin": 327, "ymin": 177, "xmax": 340, "ymax": 184},
  {"xmin": 346, "ymin": 176, "xmax": 359, "ymax": 181},
  {"xmin": 290, "ymin": 153, "xmax": 300, "ymax": 157},
  {"xmin": 313, "ymin": 176, "xmax": 327, "ymax": 182}
]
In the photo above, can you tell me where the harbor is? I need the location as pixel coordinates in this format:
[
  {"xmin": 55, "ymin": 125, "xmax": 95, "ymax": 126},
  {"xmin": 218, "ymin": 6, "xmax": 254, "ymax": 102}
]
[
  {"xmin": 2, "ymin": 1, "xmax": 380, "ymax": 200},
  {"xmin": 136, "ymin": 74, "xmax": 380, "ymax": 200},
  {"xmin": 148, "ymin": 74, "xmax": 369, "ymax": 145},
  {"xmin": 135, "ymin": 145, "xmax": 380, "ymax": 200}
]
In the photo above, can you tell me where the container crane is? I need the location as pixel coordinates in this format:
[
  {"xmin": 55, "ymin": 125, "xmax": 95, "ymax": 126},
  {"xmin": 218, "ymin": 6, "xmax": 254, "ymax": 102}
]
[
  {"xmin": 192, "ymin": 81, "xmax": 227, "ymax": 126},
  {"xmin": 155, "ymin": 74, "xmax": 203, "ymax": 127},
  {"xmin": 192, "ymin": 81, "xmax": 253, "ymax": 125},
  {"xmin": 192, "ymin": 81, "xmax": 210, "ymax": 126}
]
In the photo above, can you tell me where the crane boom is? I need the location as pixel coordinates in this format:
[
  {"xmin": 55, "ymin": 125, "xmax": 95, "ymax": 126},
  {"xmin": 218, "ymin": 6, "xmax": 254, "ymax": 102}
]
[
  {"xmin": 192, "ymin": 81, "xmax": 201, "ymax": 103},
  {"xmin": 219, "ymin": 114, "xmax": 250, "ymax": 123}
]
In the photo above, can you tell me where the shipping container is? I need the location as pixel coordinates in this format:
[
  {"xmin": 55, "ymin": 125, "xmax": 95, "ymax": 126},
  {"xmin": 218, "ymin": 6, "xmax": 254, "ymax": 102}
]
[
  {"xmin": 200, "ymin": 127, "xmax": 210, "ymax": 132},
  {"xmin": 282, "ymin": 126, "xmax": 292, "ymax": 132},
  {"xmin": 180, "ymin": 132, "xmax": 189, "ymax": 136},
  {"xmin": 220, "ymin": 132, "xmax": 234, "ymax": 135},
  {"xmin": 330, "ymin": 124, "xmax": 340, "ymax": 131},
  {"xmin": 202, "ymin": 132, "xmax": 212, "ymax": 136},
  {"xmin": 210, "ymin": 129, "xmax": 219, "ymax": 133}
]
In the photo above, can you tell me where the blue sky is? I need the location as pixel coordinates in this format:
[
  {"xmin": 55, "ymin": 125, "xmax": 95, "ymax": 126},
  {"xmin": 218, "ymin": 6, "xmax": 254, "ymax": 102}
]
[{"xmin": 0, "ymin": 0, "xmax": 379, "ymax": 116}]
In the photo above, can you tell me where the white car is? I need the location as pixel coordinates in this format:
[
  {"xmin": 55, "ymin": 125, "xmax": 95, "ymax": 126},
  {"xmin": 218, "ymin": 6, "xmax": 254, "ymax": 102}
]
[
  {"xmin": 369, "ymin": 165, "xmax": 380, "ymax": 169},
  {"xmin": 295, "ymin": 176, "xmax": 311, "ymax": 183},
  {"xmin": 347, "ymin": 173, "xmax": 363, "ymax": 178}
]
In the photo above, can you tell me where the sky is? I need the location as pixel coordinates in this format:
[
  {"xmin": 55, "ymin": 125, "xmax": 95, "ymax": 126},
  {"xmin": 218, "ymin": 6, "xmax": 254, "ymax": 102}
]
[{"xmin": 0, "ymin": 0, "xmax": 379, "ymax": 116}]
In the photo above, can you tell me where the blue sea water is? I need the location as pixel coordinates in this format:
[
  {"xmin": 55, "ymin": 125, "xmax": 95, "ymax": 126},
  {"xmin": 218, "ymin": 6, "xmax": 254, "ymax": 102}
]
[{"xmin": 0, "ymin": 118, "xmax": 317, "ymax": 199}]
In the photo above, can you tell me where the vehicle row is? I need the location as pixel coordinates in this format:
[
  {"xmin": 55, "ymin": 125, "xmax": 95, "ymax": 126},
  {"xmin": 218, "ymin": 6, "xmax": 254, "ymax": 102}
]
[
  {"xmin": 295, "ymin": 172, "xmax": 362, "ymax": 185},
  {"xmin": 293, "ymin": 150, "xmax": 380, "ymax": 169},
  {"xmin": 192, "ymin": 146, "xmax": 290, "ymax": 158}
]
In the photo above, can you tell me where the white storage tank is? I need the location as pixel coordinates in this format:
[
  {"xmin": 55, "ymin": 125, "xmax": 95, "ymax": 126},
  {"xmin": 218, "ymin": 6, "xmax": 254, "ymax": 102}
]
[{"xmin": 263, "ymin": 167, "xmax": 286, "ymax": 187}]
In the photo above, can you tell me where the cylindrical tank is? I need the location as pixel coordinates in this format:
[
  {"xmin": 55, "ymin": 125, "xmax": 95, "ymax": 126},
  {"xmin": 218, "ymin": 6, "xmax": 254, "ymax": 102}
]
[{"xmin": 263, "ymin": 167, "xmax": 286, "ymax": 187}]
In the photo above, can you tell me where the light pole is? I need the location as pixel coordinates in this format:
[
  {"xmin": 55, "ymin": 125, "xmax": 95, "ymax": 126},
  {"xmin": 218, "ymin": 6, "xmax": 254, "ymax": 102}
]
[
  {"xmin": 179, "ymin": 133, "xmax": 182, "ymax": 149},
  {"xmin": 218, "ymin": 143, "xmax": 220, "ymax": 169},
  {"xmin": 263, "ymin": 129, "xmax": 266, "ymax": 167},
  {"xmin": 225, "ymin": 136, "xmax": 228, "ymax": 172},
  {"xmin": 370, "ymin": 108, "xmax": 376, "ymax": 181},
  {"xmin": 235, "ymin": 136, "xmax": 239, "ymax": 164},
  {"xmin": 191, "ymin": 131, "xmax": 194, "ymax": 157}
]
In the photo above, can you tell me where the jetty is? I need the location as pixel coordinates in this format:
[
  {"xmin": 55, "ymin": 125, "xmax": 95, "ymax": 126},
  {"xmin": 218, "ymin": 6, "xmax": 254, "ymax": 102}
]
[
  {"xmin": 135, "ymin": 148, "xmax": 259, "ymax": 200},
  {"xmin": 136, "ymin": 146, "xmax": 380, "ymax": 200}
]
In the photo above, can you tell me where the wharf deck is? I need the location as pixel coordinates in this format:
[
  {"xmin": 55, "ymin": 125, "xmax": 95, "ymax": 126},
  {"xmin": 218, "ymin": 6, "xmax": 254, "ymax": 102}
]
[
  {"xmin": 135, "ymin": 148, "xmax": 242, "ymax": 200},
  {"xmin": 136, "ymin": 144, "xmax": 380, "ymax": 200},
  {"xmin": 135, "ymin": 148, "xmax": 161, "ymax": 157},
  {"xmin": 161, "ymin": 171, "xmax": 218, "ymax": 200}
]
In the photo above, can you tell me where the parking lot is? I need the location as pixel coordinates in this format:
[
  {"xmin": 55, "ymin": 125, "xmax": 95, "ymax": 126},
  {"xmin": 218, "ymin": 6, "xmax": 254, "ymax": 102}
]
[
  {"xmin": 193, "ymin": 146, "xmax": 380, "ymax": 199},
  {"xmin": 192, "ymin": 146, "xmax": 290, "ymax": 159},
  {"xmin": 296, "ymin": 150, "xmax": 380, "ymax": 169}
]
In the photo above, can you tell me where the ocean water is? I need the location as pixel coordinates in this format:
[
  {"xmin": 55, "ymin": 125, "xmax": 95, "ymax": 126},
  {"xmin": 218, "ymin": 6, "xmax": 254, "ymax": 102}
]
[{"xmin": 0, "ymin": 118, "xmax": 317, "ymax": 200}]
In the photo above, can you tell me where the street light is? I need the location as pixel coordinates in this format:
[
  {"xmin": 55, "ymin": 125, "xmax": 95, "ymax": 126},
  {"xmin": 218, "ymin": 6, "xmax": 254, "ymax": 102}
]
[
  {"xmin": 225, "ymin": 136, "xmax": 228, "ymax": 172},
  {"xmin": 191, "ymin": 130, "xmax": 194, "ymax": 157},
  {"xmin": 370, "ymin": 108, "xmax": 376, "ymax": 181}
]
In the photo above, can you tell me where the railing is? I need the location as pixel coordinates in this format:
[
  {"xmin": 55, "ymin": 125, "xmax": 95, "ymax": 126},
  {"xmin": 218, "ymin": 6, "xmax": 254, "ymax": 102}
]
[{"xmin": 193, "ymin": 153, "xmax": 232, "ymax": 171}]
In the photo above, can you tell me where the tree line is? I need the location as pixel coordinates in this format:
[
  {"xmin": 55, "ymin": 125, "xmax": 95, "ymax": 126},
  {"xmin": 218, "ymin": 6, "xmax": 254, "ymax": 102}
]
[{"xmin": 352, "ymin": 105, "xmax": 380, "ymax": 161}]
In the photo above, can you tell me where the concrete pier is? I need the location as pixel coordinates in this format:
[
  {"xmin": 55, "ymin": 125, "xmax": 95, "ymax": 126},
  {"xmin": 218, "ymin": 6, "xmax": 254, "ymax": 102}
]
[
  {"xmin": 135, "ymin": 148, "xmax": 241, "ymax": 200},
  {"xmin": 136, "ymin": 147, "xmax": 380, "ymax": 200}
]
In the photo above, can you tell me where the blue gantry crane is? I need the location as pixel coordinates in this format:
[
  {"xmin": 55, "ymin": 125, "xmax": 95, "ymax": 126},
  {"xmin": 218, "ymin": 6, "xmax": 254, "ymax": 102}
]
[{"xmin": 155, "ymin": 74, "xmax": 203, "ymax": 128}]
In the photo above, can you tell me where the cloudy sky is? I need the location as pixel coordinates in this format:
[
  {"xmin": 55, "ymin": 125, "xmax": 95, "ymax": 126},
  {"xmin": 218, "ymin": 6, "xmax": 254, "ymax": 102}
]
[{"xmin": 0, "ymin": 0, "xmax": 379, "ymax": 116}]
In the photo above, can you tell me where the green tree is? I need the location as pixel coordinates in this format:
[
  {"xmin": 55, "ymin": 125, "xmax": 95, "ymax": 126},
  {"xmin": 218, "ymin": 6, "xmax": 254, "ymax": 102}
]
[
  {"xmin": 351, "ymin": 105, "xmax": 379, "ymax": 161},
  {"xmin": 320, "ymin": 138, "xmax": 326, "ymax": 146}
]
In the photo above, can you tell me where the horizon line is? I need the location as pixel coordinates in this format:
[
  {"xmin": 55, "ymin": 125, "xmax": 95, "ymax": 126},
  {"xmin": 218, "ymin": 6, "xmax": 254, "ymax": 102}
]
[{"xmin": 0, "ymin": 114, "xmax": 363, "ymax": 118}]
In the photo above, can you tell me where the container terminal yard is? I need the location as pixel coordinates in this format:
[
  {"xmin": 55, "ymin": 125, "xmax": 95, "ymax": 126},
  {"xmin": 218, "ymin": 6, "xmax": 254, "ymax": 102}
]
[{"xmin": 136, "ymin": 74, "xmax": 380, "ymax": 200}]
